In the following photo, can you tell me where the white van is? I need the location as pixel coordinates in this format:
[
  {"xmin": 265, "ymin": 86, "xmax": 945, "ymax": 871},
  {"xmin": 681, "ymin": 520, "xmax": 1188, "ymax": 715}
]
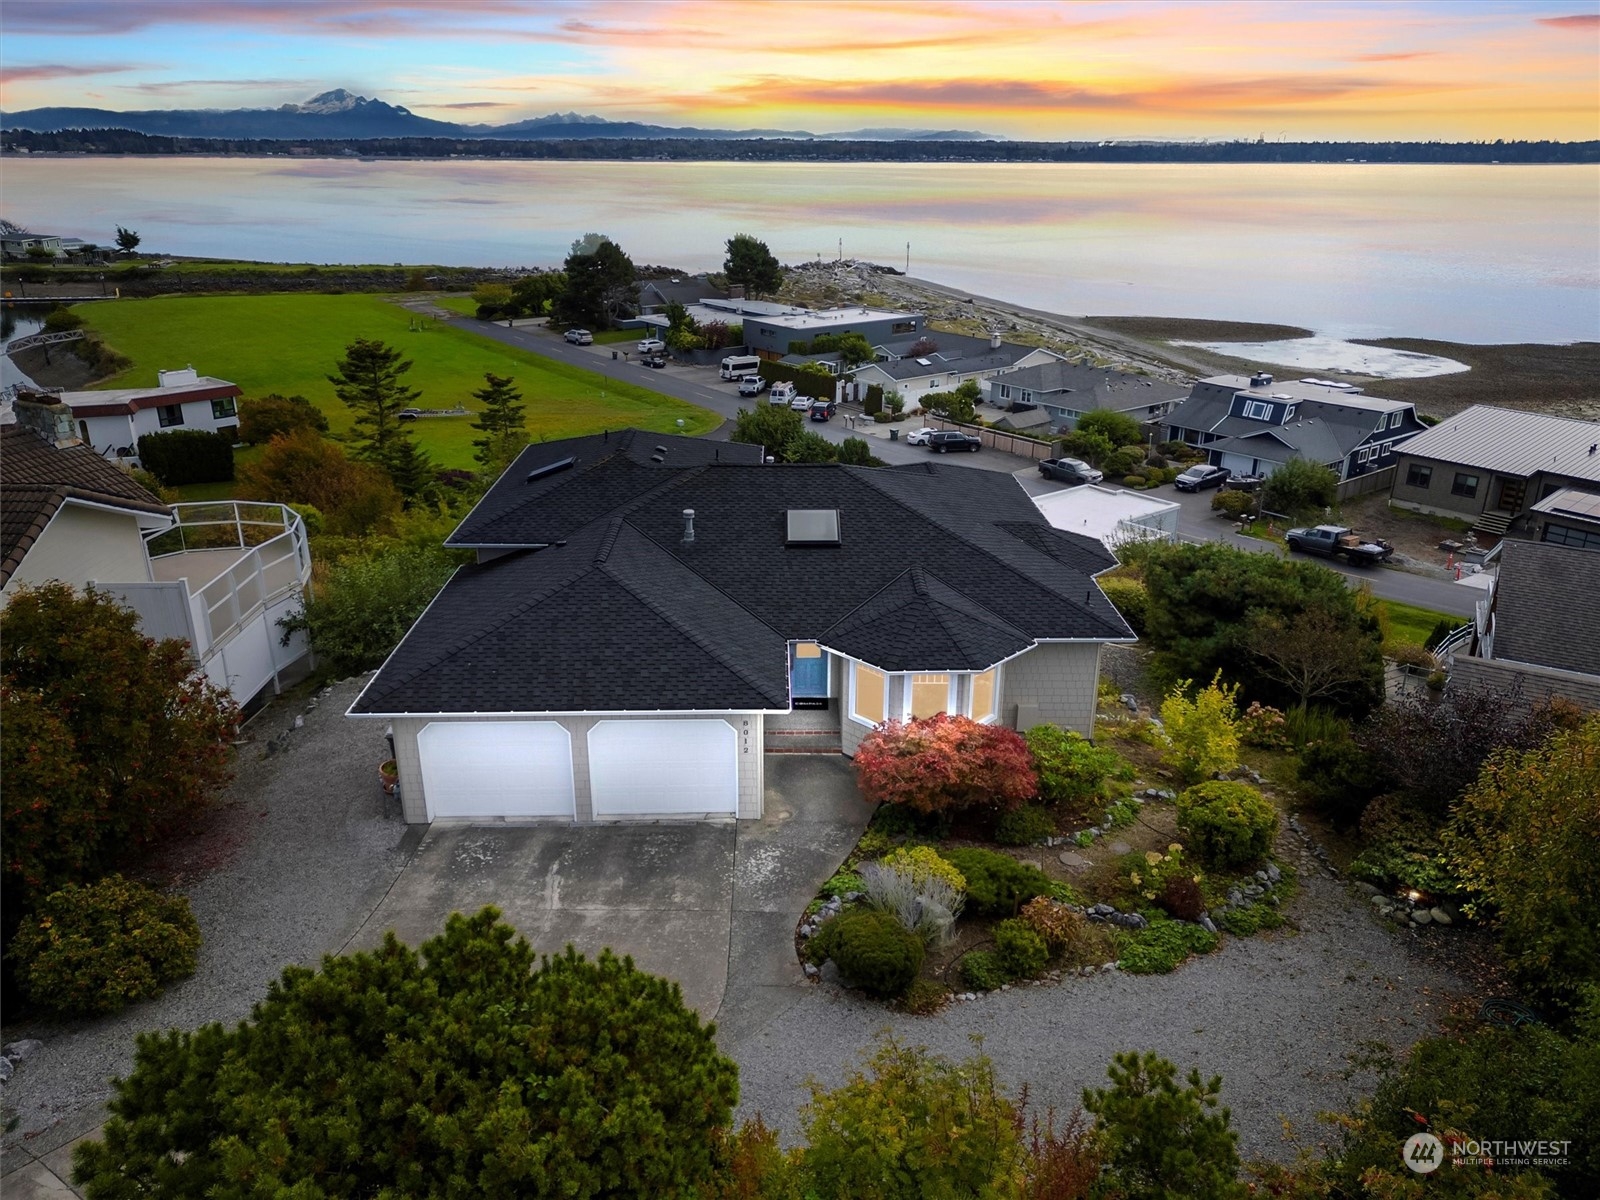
[
  {"xmin": 719, "ymin": 354, "xmax": 762, "ymax": 381},
  {"xmin": 768, "ymin": 381, "xmax": 798, "ymax": 406}
]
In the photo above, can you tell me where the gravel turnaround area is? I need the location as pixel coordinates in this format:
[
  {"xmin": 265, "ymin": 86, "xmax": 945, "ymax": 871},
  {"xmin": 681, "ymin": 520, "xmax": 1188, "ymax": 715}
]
[
  {"xmin": 1, "ymin": 675, "xmax": 414, "ymax": 1156},
  {"xmin": 727, "ymin": 871, "xmax": 1471, "ymax": 1166}
]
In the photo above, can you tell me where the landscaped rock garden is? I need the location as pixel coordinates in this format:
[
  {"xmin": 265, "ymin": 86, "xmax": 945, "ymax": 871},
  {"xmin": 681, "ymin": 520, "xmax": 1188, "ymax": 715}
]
[{"xmin": 796, "ymin": 685, "xmax": 1325, "ymax": 1012}]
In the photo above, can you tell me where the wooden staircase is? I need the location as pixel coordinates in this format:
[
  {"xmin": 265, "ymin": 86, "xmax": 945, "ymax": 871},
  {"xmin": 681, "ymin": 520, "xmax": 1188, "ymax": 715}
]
[{"xmin": 1472, "ymin": 510, "xmax": 1513, "ymax": 537}]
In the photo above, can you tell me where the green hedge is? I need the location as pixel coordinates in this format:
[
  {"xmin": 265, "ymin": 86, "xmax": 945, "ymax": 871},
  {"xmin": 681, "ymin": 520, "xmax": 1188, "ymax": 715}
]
[
  {"xmin": 863, "ymin": 384, "xmax": 885, "ymax": 415},
  {"xmin": 136, "ymin": 429, "xmax": 235, "ymax": 485},
  {"xmin": 758, "ymin": 360, "xmax": 838, "ymax": 400}
]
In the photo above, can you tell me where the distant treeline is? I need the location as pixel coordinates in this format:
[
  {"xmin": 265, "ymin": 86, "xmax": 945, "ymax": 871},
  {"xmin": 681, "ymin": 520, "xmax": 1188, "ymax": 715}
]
[{"xmin": 3, "ymin": 128, "xmax": 1596, "ymax": 164}]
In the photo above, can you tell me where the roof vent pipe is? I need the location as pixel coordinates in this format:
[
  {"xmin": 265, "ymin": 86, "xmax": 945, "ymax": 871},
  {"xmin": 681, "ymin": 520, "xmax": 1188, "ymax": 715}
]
[
  {"xmin": 989, "ymin": 331, "xmax": 1002, "ymax": 349},
  {"xmin": 682, "ymin": 508, "xmax": 696, "ymax": 544}
]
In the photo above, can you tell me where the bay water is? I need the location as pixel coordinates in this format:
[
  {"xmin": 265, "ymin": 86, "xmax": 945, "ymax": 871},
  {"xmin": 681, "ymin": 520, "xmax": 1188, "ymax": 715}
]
[{"xmin": 3, "ymin": 157, "xmax": 1597, "ymax": 344}]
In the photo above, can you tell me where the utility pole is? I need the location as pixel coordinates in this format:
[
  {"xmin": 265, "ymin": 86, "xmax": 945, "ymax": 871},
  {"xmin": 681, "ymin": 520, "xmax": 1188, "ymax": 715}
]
[{"xmin": 906, "ymin": 242, "xmax": 910, "ymax": 273}]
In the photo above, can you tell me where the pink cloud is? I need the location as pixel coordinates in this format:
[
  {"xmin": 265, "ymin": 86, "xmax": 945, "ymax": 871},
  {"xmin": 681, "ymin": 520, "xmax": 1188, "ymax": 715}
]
[
  {"xmin": 1536, "ymin": 14, "xmax": 1600, "ymax": 28},
  {"xmin": 0, "ymin": 62, "xmax": 143, "ymax": 84}
]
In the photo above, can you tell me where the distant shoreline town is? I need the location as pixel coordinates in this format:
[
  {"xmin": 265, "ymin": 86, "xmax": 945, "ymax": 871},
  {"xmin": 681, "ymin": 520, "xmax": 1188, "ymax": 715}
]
[{"xmin": 3, "ymin": 128, "xmax": 1596, "ymax": 165}]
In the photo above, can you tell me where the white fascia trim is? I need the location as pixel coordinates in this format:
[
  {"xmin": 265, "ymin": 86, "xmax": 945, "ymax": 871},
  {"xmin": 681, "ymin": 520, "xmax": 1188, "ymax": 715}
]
[
  {"xmin": 1034, "ymin": 636, "xmax": 1138, "ymax": 645},
  {"xmin": 60, "ymin": 495, "xmax": 174, "ymax": 532},
  {"xmin": 350, "ymin": 707, "xmax": 786, "ymax": 720},
  {"xmin": 816, "ymin": 640, "xmax": 1038, "ymax": 676}
]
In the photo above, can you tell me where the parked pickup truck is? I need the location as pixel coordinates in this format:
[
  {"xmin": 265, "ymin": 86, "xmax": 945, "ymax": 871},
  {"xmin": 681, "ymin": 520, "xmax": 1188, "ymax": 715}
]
[{"xmin": 1284, "ymin": 524, "xmax": 1394, "ymax": 566}]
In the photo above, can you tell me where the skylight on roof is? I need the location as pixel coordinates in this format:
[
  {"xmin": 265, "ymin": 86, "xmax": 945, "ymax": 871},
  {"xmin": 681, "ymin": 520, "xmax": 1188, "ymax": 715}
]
[{"xmin": 786, "ymin": 509, "xmax": 841, "ymax": 546}]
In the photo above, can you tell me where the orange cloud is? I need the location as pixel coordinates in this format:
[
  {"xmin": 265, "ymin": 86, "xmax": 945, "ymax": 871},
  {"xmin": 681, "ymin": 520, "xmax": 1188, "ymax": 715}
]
[{"xmin": 1536, "ymin": 14, "xmax": 1600, "ymax": 28}]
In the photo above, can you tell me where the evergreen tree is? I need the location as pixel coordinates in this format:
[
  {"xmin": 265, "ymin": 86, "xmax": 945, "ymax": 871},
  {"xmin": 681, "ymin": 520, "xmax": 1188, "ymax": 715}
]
[
  {"xmin": 551, "ymin": 234, "xmax": 636, "ymax": 329},
  {"xmin": 723, "ymin": 233, "xmax": 782, "ymax": 297},
  {"xmin": 74, "ymin": 908, "xmax": 740, "ymax": 1197},
  {"xmin": 327, "ymin": 338, "xmax": 431, "ymax": 498},
  {"xmin": 470, "ymin": 372, "xmax": 528, "ymax": 474},
  {"xmin": 114, "ymin": 225, "xmax": 140, "ymax": 254}
]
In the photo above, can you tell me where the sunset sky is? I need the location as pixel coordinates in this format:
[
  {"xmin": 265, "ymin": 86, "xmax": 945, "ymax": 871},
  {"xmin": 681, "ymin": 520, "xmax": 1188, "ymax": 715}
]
[{"xmin": 2, "ymin": 1, "xmax": 1597, "ymax": 141}]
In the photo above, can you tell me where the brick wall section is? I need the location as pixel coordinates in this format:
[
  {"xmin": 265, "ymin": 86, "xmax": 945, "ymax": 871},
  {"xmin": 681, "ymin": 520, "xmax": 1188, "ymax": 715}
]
[
  {"xmin": 999, "ymin": 642, "xmax": 1103, "ymax": 737},
  {"xmin": 388, "ymin": 713, "xmax": 765, "ymax": 825},
  {"xmin": 1449, "ymin": 656, "xmax": 1600, "ymax": 713}
]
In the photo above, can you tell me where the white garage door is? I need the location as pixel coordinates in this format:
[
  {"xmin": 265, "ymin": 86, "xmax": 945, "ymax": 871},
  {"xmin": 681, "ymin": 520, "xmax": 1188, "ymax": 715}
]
[
  {"xmin": 588, "ymin": 719, "xmax": 738, "ymax": 817},
  {"xmin": 417, "ymin": 722, "xmax": 574, "ymax": 820}
]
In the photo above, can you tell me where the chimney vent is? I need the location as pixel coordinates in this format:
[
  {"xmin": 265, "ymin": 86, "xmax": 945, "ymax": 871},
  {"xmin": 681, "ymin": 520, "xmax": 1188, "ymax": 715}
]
[
  {"xmin": 989, "ymin": 331, "xmax": 1002, "ymax": 349},
  {"xmin": 682, "ymin": 508, "xmax": 696, "ymax": 544}
]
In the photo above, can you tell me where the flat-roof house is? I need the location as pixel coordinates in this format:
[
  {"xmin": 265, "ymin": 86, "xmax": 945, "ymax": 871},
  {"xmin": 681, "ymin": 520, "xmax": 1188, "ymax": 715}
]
[
  {"xmin": 706, "ymin": 300, "xmax": 923, "ymax": 359},
  {"xmin": 1389, "ymin": 406, "xmax": 1600, "ymax": 538},
  {"xmin": 851, "ymin": 332, "xmax": 1064, "ymax": 411},
  {"xmin": 990, "ymin": 360, "xmax": 1189, "ymax": 433},
  {"xmin": 1163, "ymin": 373, "xmax": 1425, "ymax": 484},
  {"xmin": 24, "ymin": 367, "xmax": 242, "ymax": 464},
  {"xmin": 1448, "ymin": 540, "xmax": 1600, "ymax": 712},
  {"xmin": 1, "ymin": 404, "xmax": 312, "ymax": 708},
  {"xmin": 349, "ymin": 430, "xmax": 1134, "ymax": 825}
]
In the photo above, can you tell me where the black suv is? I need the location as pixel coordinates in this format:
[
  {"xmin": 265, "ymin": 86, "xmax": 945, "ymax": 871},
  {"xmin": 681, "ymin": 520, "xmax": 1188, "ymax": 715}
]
[{"xmin": 925, "ymin": 431, "xmax": 982, "ymax": 453}]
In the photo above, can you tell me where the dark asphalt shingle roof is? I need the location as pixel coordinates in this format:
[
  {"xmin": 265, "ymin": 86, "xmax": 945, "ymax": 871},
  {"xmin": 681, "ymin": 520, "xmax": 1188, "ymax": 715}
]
[
  {"xmin": 353, "ymin": 432, "xmax": 1132, "ymax": 716},
  {"xmin": 1, "ymin": 425, "xmax": 170, "ymax": 586},
  {"xmin": 1490, "ymin": 540, "xmax": 1600, "ymax": 677}
]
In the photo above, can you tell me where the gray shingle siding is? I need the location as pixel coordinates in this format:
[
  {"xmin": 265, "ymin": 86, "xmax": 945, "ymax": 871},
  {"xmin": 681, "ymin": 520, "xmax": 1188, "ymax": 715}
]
[{"xmin": 999, "ymin": 642, "xmax": 1102, "ymax": 738}]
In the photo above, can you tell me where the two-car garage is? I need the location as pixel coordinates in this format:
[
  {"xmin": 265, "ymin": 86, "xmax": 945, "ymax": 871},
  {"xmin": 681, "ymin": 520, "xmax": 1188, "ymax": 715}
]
[{"xmin": 409, "ymin": 716, "xmax": 749, "ymax": 823}]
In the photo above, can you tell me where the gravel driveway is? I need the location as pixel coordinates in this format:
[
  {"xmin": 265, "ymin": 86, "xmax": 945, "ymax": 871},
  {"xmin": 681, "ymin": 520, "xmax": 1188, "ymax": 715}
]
[
  {"xmin": 726, "ymin": 869, "xmax": 1470, "ymax": 1165},
  {"xmin": 1, "ymin": 676, "xmax": 413, "ymax": 1163}
]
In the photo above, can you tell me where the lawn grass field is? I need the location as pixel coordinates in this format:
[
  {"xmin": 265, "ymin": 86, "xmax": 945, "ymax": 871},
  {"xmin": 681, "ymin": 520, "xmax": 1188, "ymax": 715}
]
[
  {"xmin": 78, "ymin": 294, "xmax": 719, "ymax": 468},
  {"xmin": 1374, "ymin": 597, "xmax": 1464, "ymax": 649}
]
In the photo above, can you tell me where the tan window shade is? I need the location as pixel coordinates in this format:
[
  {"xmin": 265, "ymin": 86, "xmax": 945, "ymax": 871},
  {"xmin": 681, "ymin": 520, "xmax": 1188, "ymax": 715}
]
[
  {"xmin": 971, "ymin": 669, "xmax": 997, "ymax": 721},
  {"xmin": 852, "ymin": 664, "xmax": 886, "ymax": 724},
  {"xmin": 911, "ymin": 673, "xmax": 950, "ymax": 719},
  {"xmin": 796, "ymin": 642, "xmax": 821, "ymax": 658}
]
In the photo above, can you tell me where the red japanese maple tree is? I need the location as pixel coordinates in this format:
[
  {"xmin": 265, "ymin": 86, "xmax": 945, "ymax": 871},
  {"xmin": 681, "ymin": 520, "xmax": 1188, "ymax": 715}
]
[{"xmin": 853, "ymin": 714, "xmax": 1038, "ymax": 816}]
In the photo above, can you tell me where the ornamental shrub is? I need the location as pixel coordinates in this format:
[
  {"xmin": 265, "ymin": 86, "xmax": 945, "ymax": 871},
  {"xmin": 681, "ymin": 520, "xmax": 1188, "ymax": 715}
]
[
  {"xmin": 1210, "ymin": 490, "xmax": 1255, "ymax": 520},
  {"xmin": 994, "ymin": 918, "xmax": 1050, "ymax": 979},
  {"xmin": 940, "ymin": 848, "xmax": 1051, "ymax": 916},
  {"xmin": 1177, "ymin": 781, "xmax": 1278, "ymax": 868},
  {"xmin": 1117, "ymin": 917, "xmax": 1219, "ymax": 975},
  {"xmin": 1158, "ymin": 673, "xmax": 1242, "ymax": 785},
  {"xmin": 1236, "ymin": 701, "xmax": 1290, "ymax": 749},
  {"xmin": 1216, "ymin": 903, "xmax": 1284, "ymax": 937},
  {"xmin": 795, "ymin": 1036, "xmax": 1025, "ymax": 1199},
  {"xmin": 1127, "ymin": 844, "xmax": 1200, "ymax": 908},
  {"xmin": 1026, "ymin": 724, "xmax": 1130, "ymax": 806},
  {"xmin": 960, "ymin": 950, "xmax": 1010, "ymax": 991},
  {"xmin": 1019, "ymin": 896, "xmax": 1083, "ymax": 954},
  {"xmin": 879, "ymin": 845, "xmax": 966, "ymax": 894},
  {"xmin": 995, "ymin": 804, "xmax": 1056, "ymax": 846},
  {"xmin": 897, "ymin": 978, "xmax": 949, "ymax": 1015},
  {"xmin": 1159, "ymin": 875, "xmax": 1207, "ymax": 922},
  {"xmin": 12, "ymin": 876, "xmax": 200, "ymax": 1017},
  {"xmin": 854, "ymin": 714, "xmax": 1038, "ymax": 817},
  {"xmin": 1097, "ymin": 577, "xmax": 1148, "ymax": 637},
  {"xmin": 1084, "ymin": 1051, "xmax": 1246, "ymax": 1199},
  {"xmin": 812, "ymin": 909, "xmax": 924, "ymax": 998},
  {"xmin": 857, "ymin": 861, "xmax": 963, "ymax": 948},
  {"xmin": 74, "ymin": 909, "xmax": 737, "ymax": 1197}
]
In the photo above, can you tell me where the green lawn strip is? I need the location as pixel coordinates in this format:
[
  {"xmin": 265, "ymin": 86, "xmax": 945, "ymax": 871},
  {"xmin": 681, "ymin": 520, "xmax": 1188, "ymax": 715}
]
[
  {"xmin": 1373, "ymin": 598, "xmax": 1462, "ymax": 650},
  {"xmin": 432, "ymin": 295, "xmax": 479, "ymax": 318},
  {"xmin": 592, "ymin": 329, "xmax": 637, "ymax": 345},
  {"xmin": 78, "ymin": 294, "xmax": 719, "ymax": 470}
]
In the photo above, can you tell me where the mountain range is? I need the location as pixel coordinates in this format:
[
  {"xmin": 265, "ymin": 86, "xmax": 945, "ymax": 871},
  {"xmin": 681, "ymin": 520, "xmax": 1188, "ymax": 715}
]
[{"xmin": 0, "ymin": 89, "xmax": 999, "ymax": 142}]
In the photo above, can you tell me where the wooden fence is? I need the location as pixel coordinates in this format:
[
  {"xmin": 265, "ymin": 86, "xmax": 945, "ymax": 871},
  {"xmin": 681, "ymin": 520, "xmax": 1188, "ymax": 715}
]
[
  {"xmin": 924, "ymin": 415, "xmax": 1057, "ymax": 462},
  {"xmin": 1335, "ymin": 464, "xmax": 1396, "ymax": 503}
]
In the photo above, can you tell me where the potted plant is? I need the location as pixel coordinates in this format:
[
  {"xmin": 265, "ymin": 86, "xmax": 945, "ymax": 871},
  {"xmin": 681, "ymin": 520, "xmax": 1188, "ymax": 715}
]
[{"xmin": 378, "ymin": 759, "xmax": 399, "ymax": 795}]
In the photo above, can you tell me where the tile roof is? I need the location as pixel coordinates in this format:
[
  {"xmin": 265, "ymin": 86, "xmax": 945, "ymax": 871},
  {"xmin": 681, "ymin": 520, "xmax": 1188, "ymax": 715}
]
[
  {"xmin": 1, "ymin": 426, "xmax": 170, "ymax": 586},
  {"xmin": 354, "ymin": 431, "xmax": 1132, "ymax": 716},
  {"xmin": 1396, "ymin": 406, "xmax": 1600, "ymax": 484},
  {"xmin": 1490, "ymin": 540, "xmax": 1600, "ymax": 677}
]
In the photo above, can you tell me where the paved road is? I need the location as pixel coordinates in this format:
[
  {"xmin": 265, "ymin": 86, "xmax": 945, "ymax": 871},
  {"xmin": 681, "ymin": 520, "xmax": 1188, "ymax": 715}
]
[{"xmin": 454, "ymin": 315, "xmax": 1482, "ymax": 617}]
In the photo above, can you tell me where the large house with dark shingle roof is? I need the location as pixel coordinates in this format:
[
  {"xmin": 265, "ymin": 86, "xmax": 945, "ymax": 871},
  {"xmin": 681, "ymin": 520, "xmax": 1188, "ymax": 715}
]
[
  {"xmin": 1163, "ymin": 373, "xmax": 1426, "ymax": 483},
  {"xmin": 349, "ymin": 429, "xmax": 1134, "ymax": 825}
]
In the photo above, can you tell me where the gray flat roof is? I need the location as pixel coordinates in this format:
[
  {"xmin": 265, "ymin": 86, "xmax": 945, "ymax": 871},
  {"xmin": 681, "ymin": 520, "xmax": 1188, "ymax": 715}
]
[
  {"xmin": 1397, "ymin": 406, "xmax": 1600, "ymax": 484},
  {"xmin": 1531, "ymin": 486, "xmax": 1600, "ymax": 523}
]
